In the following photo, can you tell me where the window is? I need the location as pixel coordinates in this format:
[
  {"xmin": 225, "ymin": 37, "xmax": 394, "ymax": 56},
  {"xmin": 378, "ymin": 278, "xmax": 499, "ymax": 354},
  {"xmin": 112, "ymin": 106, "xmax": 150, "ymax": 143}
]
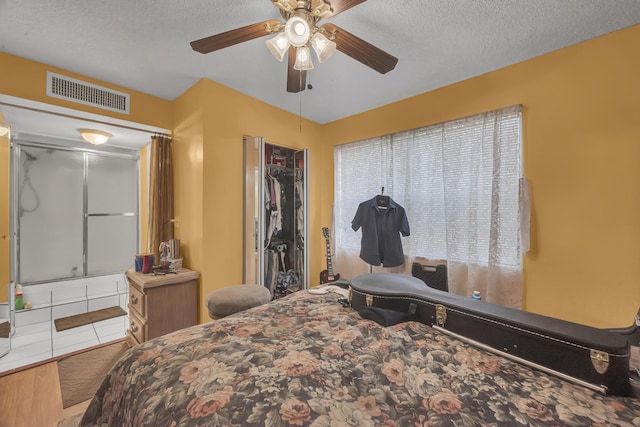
[{"xmin": 334, "ymin": 105, "xmax": 522, "ymax": 269}]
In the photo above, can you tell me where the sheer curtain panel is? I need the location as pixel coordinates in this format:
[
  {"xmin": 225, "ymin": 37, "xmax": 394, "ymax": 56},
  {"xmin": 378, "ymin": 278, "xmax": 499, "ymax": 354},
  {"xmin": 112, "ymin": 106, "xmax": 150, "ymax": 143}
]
[
  {"xmin": 334, "ymin": 105, "xmax": 525, "ymax": 308},
  {"xmin": 147, "ymin": 135, "xmax": 174, "ymax": 262}
]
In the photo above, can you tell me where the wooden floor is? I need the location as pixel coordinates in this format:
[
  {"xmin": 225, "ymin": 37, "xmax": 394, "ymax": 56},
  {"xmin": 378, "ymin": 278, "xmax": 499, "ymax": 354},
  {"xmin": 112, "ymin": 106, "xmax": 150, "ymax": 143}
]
[{"xmin": 0, "ymin": 361, "xmax": 88, "ymax": 427}]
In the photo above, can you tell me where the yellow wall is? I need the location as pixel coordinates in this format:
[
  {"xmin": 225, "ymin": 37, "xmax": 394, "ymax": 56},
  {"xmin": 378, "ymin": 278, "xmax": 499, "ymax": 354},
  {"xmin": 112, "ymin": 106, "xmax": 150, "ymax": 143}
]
[
  {"xmin": 171, "ymin": 81, "xmax": 205, "ymax": 319},
  {"xmin": 172, "ymin": 79, "xmax": 322, "ymax": 322},
  {"xmin": 320, "ymin": 24, "xmax": 640, "ymax": 328},
  {"xmin": 0, "ymin": 53, "xmax": 171, "ymax": 128}
]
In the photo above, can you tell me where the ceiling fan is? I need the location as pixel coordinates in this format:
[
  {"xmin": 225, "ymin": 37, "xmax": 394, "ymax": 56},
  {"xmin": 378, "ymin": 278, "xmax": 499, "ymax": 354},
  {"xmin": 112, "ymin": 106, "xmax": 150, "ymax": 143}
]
[{"xmin": 190, "ymin": 0, "xmax": 398, "ymax": 93}]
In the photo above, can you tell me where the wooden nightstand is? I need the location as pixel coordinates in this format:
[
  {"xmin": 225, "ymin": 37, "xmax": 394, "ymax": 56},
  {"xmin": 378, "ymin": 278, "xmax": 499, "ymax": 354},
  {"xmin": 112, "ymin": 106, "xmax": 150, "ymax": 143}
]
[{"xmin": 126, "ymin": 268, "xmax": 199, "ymax": 344}]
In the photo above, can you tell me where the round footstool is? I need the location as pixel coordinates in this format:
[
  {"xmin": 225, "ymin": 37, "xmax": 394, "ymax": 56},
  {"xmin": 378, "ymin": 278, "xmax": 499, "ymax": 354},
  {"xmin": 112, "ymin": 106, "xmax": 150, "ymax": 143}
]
[{"xmin": 205, "ymin": 284, "xmax": 272, "ymax": 320}]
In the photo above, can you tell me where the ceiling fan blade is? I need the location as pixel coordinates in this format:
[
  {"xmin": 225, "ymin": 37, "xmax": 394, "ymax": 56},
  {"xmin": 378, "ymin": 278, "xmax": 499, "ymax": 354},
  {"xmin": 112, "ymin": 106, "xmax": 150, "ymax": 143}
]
[
  {"xmin": 191, "ymin": 20, "xmax": 281, "ymax": 54},
  {"xmin": 321, "ymin": 23, "xmax": 398, "ymax": 74},
  {"xmin": 287, "ymin": 47, "xmax": 307, "ymax": 93},
  {"xmin": 316, "ymin": 0, "xmax": 367, "ymax": 18}
]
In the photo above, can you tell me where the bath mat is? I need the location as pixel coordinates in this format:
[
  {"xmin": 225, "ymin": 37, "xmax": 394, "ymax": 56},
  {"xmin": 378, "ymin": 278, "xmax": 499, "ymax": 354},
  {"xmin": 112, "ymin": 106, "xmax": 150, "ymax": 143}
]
[
  {"xmin": 0, "ymin": 321, "xmax": 9, "ymax": 338},
  {"xmin": 54, "ymin": 306, "xmax": 127, "ymax": 332},
  {"xmin": 57, "ymin": 340, "xmax": 130, "ymax": 408}
]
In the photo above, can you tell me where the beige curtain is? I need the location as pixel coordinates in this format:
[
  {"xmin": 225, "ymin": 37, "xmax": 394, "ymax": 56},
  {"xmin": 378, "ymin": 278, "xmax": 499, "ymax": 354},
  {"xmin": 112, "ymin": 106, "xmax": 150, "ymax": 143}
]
[{"xmin": 147, "ymin": 135, "xmax": 174, "ymax": 262}]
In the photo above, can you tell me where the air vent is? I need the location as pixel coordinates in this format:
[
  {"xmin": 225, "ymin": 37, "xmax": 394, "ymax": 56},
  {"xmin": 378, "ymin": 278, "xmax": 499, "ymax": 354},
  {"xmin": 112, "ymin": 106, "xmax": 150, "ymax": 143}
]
[{"xmin": 46, "ymin": 71, "xmax": 130, "ymax": 114}]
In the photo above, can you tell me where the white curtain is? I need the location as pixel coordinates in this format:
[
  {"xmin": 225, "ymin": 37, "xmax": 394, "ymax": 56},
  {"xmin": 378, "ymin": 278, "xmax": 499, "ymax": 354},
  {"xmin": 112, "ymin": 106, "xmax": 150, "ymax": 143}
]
[{"xmin": 334, "ymin": 105, "xmax": 525, "ymax": 308}]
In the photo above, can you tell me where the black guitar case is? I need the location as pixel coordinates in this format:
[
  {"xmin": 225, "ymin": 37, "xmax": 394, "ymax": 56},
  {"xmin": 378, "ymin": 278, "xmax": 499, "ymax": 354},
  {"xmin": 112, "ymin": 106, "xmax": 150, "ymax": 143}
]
[{"xmin": 349, "ymin": 273, "xmax": 633, "ymax": 396}]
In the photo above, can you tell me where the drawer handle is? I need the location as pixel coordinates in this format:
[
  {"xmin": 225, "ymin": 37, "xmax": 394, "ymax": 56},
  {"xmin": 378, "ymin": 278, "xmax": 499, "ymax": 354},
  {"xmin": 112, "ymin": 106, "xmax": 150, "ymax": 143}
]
[
  {"xmin": 130, "ymin": 322, "xmax": 138, "ymax": 333},
  {"xmin": 130, "ymin": 294, "xmax": 138, "ymax": 304}
]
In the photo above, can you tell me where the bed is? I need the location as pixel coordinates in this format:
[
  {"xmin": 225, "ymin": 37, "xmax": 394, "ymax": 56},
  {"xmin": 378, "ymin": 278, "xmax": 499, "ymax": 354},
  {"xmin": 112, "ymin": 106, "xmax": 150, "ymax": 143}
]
[{"xmin": 81, "ymin": 289, "xmax": 640, "ymax": 426}]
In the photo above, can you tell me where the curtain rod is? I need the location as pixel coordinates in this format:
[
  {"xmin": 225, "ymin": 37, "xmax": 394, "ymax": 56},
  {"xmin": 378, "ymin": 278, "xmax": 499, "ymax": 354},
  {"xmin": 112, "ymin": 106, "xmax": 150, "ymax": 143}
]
[{"xmin": 0, "ymin": 101, "xmax": 171, "ymax": 137}]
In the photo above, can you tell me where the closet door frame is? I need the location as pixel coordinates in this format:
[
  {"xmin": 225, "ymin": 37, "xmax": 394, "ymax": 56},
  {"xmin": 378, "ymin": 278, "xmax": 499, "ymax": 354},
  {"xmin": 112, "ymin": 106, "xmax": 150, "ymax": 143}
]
[
  {"xmin": 242, "ymin": 136, "xmax": 264, "ymax": 287},
  {"xmin": 294, "ymin": 148, "xmax": 309, "ymax": 290},
  {"xmin": 242, "ymin": 136, "xmax": 309, "ymax": 291}
]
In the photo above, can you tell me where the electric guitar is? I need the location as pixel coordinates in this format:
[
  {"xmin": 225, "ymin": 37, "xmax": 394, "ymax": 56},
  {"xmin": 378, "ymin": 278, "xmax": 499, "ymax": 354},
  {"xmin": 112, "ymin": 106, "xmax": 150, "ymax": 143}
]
[{"xmin": 320, "ymin": 227, "xmax": 340, "ymax": 284}]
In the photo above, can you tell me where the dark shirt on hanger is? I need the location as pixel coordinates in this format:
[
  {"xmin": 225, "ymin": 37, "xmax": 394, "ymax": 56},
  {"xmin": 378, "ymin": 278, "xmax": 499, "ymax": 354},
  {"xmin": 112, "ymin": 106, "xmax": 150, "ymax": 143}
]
[{"xmin": 351, "ymin": 196, "xmax": 410, "ymax": 268}]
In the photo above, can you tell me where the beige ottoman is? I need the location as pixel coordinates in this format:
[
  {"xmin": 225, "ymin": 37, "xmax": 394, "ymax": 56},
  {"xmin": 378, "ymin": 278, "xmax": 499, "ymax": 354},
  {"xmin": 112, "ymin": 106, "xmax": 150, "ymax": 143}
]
[{"xmin": 205, "ymin": 284, "xmax": 272, "ymax": 320}]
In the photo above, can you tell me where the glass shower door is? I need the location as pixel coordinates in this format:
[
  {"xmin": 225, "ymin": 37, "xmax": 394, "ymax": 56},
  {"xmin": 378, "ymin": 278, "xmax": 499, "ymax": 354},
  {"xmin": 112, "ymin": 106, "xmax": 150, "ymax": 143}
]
[
  {"xmin": 0, "ymin": 283, "xmax": 10, "ymax": 358},
  {"xmin": 0, "ymin": 126, "xmax": 9, "ymax": 357},
  {"xmin": 17, "ymin": 146, "xmax": 84, "ymax": 282},
  {"xmin": 86, "ymin": 153, "xmax": 138, "ymax": 274},
  {"xmin": 15, "ymin": 143, "xmax": 139, "ymax": 284}
]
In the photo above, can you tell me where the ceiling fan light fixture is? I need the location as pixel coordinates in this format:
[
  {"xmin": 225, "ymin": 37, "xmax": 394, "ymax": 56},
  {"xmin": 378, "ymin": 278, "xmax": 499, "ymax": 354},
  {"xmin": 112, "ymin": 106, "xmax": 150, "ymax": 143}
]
[
  {"xmin": 294, "ymin": 46, "xmax": 314, "ymax": 71},
  {"xmin": 273, "ymin": 0, "xmax": 296, "ymax": 12},
  {"xmin": 266, "ymin": 32, "xmax": 290, "ymax": 62},
  {"xmin": 190, "ymin": 0, "xmax": 398, "ymax": 93},
  {"xmin": 311, "ymin": 32, "xmax": 336, "ymax": 63},
  {"xmin": 285, "ymin": 15, "xmax": 311, "ymax": 47},
  {"xmin": 79, "ymin": 128, "xmax": 112, "ymax": 145}
]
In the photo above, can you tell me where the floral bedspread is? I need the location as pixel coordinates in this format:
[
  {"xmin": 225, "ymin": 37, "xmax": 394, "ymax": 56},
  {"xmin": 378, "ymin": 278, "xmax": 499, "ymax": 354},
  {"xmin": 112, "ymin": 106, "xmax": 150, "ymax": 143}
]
[{"xmin": 81, "ymin": 290, "xmax": 640, "ymax": 426}]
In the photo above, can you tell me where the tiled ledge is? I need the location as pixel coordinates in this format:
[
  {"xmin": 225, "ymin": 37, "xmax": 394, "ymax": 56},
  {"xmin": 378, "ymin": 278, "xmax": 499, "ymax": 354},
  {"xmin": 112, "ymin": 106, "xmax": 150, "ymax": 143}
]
[
  {"xmin": 1, "ymin": 273, "xmax": 131, "ymax": 370},
  {"xmin": 12, "ymin": 273, "xmax": 129, "ymax": 328}
]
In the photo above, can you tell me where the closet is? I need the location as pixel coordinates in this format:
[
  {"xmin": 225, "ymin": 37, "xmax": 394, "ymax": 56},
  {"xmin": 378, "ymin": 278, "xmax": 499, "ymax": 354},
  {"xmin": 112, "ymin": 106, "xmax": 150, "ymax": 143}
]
[{"xmin": 243, "ymin": 137, "xmax": 309, "ymax": 298}]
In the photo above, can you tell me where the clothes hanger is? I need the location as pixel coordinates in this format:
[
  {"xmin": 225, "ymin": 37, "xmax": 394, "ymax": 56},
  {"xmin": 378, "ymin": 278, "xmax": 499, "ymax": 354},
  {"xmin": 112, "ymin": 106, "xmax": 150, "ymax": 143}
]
[{"xmin": 376, "ymin": 187, "xmax": 389, "ymax": 209}]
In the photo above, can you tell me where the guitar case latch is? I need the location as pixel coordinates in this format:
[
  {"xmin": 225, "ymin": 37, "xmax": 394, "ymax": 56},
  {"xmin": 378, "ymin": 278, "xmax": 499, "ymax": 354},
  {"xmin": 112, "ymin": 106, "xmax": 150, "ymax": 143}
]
[
  {"xmin": 365, "ymin": 294, "xmax": 374, "ymax": 307},
  {"xmin": 436, "ymin": 304, "xmax": 447, "ymax": 327},
  {"xmin": 590, "ymin": 349, "xmax": 609, "ymax": 374}
]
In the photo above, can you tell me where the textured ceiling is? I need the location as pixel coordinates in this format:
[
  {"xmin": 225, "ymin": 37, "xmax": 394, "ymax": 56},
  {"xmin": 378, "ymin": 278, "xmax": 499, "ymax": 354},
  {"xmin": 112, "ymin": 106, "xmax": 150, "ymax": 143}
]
[{"xmin": 1, "ymin": 0, "xmax": 640, "ymax": 146}]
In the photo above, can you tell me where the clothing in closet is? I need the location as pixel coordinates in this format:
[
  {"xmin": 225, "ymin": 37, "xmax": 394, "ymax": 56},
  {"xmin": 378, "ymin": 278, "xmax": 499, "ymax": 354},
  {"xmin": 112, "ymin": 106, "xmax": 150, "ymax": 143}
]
[
  {"xmin": 351, "ymin": 196, "xmax": 410, "ymax": 268},
  {"xmin": 264, "ymin": 166, "xmax": 303, "ymax": 297}
]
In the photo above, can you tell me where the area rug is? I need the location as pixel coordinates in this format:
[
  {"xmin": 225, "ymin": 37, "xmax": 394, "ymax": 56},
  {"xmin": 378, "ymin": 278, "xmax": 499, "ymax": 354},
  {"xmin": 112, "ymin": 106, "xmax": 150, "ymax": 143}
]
[
  {"xmin": 57, "ymin": 413, "xmax": 83, "ymax": 427},
  {"xmin": 54, "ymin": 306, "xmax": 127, "ymax": 332},
  {"xmin": 57, "ymin": 340, "xmax": 130, "ymax": 408},
  {"xmin": 0, "ymin": 321, "xmax": 9, "ymax": 338}
]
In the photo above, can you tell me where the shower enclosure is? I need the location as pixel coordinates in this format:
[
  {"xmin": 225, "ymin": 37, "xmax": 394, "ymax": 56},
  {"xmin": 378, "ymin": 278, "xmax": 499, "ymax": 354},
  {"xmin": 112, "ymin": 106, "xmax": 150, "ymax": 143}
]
[
  {"xmin": 13, "ymin": 142, "xmax": 138, "ymax": 283},
  {"xmin": 1, "ymin": 139, "xmax": 139, "ymax": 357}
]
